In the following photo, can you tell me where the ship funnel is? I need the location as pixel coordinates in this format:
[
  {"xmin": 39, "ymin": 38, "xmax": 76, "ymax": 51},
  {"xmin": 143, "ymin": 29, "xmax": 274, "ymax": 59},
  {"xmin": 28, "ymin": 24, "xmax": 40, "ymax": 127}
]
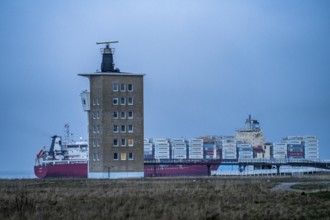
[{"xmin": 96, "ymin": 41, "xmax": 120, "ymax": 72}]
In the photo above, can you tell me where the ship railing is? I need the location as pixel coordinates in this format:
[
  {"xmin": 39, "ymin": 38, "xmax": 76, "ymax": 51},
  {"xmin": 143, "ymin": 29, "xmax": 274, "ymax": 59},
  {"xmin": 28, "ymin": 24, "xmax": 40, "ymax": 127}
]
[
  {"xmin": 144, "ymin": 159, "xmax": 222, "ymax": 164},
  {"xmin": 40, "ymin": 160, "xmax": 87, "ymax": 166},
  {"xmin": 237, "ymin": 158, "xmax": 325, "ymax": 164}
]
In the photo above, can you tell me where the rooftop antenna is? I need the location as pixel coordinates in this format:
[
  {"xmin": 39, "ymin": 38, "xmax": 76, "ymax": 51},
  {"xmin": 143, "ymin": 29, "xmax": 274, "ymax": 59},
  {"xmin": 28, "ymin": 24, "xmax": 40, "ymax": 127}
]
[{"xmin": 96, "ymin": 41, "xmax": 120, "ymax": 72}]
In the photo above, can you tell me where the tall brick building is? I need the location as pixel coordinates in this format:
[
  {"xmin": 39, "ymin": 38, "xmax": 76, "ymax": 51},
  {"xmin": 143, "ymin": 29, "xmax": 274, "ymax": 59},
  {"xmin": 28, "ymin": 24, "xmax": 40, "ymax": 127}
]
[{"xmin": 79, "ymin": 42, "xmax": 144, "ymax": 178}]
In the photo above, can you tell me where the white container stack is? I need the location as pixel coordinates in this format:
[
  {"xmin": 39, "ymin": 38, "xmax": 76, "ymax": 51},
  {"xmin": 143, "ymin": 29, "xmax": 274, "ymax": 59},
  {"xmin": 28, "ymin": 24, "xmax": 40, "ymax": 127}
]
[
  {"xmin": 170, "ymin": 138, "xmax": 187, "ymax": 159},
  {"xmin": 144, "ymin": 139, "xmax": 154, "ymax": 160},
  {"xmin": 237, "ymin": 143, "xmax": 253, "ymax": 159},
  {"xmin": 304, "ymin": 135, "xmax": 319, "ymax": 160},
  {"xmin": 273, "ymin": 143, "xmax": 287, "ymax": 159},
  {"xmin": 188, "ymin": 139, "xmax": 203, "ymax": 159},
  {"xmin": 154, "ymin": 139, "xmax": 170, "ymax": 159},
  {"xmin": 222, "ymin": 143, "xmax": 237, "ymax": 159}
]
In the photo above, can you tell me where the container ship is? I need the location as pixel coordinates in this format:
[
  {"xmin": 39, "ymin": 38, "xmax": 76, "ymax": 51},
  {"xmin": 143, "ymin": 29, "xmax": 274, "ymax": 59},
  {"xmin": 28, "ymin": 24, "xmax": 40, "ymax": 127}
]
[
  {"xmin": 34, "ymin": 135, "xmax": 88, "ymax": 178},
  {"xmin": 34, "ymin": 136, "xmax": 219, "ymax": 178}
]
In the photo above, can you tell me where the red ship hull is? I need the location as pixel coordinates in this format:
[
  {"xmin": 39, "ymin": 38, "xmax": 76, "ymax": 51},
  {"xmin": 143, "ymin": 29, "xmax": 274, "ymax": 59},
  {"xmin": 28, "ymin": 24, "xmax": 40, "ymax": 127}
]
[
  {"xmin": 35, "ymin": 164, "xmax": 219, "ymax": 178},
  {"xmin": 34, "ymin": 163, "xmax": 88, "ymax": 178}
]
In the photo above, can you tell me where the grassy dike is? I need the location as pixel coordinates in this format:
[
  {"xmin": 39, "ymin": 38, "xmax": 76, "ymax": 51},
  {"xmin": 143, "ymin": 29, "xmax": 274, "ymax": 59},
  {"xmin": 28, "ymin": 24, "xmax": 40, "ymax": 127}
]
[{"xmin": 1, "ymin": 175, "xmax": 330, "ymax": 220}]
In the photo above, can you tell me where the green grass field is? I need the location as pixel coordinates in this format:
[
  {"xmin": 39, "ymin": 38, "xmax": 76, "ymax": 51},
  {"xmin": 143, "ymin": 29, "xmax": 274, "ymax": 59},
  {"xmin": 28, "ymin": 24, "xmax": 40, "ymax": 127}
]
[{"xmin": 1, "ymin": 175, "xmax": 330, "ymax": 219}]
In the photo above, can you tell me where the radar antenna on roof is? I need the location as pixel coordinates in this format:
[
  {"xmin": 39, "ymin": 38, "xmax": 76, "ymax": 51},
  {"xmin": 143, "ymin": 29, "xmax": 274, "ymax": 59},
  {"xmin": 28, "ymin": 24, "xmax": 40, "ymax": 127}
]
[
  {"xmin": 96, "ymin": 41, "xmax": 120, "ymax": 72},
  {"xmin": 96, "ymin": 41, "xmax": 119, "ymax": 45}
]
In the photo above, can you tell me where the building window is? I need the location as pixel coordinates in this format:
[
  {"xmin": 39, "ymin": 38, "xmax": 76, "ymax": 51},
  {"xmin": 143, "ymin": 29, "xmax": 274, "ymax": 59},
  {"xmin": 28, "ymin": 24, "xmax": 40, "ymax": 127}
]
[
  {"xmin": 128, "ymin": 111, "xmax": 133, "ymax": 119},
  {"xmin": 121, "ymin": 138, "xmax": 126, "ymax": 146},
  {"xmin": 93, "ymin": 111, "xmax": 100, "ymax": 120},
  {"xmin": 120, "ymin": 97, "xmax": 126, "ymax": 105},
  {"xmin": 113, "ymin": 97, "xmax": 118, "ymax": 105},
  {"xmin": 113, "ymin": 153, "xmax": 118, "ymax": 160},
  {"xmin": 128, "ymin": 152, "xmax": 134, "ymax": 160},
  {"xmin": 113, "ymin": 83, "xmax": 118, "ymax": 91},
  {"xmin": 113, "ymin": 139, "xmax": 118, "ymax": 147},
  {"xmin": 121, "ymin": 153, "xmax": 126, "ymax": 160},
  {"xmin": 93, "ymin": 139, "xmax": 100, "ymax": 147},
  {"xmin": 113, "ymin": 125, "xmax": 118, "ymax": 133},
  {"xmin": 128, "ymin": 97, "xmax": 133, "ymax": 105},
  {"xmin": 121, "ymin": 111, "xmax": 126, "ymax": 119},
  {"xmin": 93, "ymin": 125, "xmax": 100, "ymax": 133},
  {"xmin": 93, "ymin": 153, "xmax": 100, "ymax": 161},
  {"xmin": 128, "ymin": 125, "xmax": 133, "ymax": 133},
  {"xmin": 113, "ymin": 111, "xmax": 118, "ymax": 119},
  {"xmin": 121, "ymin": 125, "xmax": 126, "ymax": 133},
  {"xmin": 128, "ymin": 139, "xmax": 134, "ymax": 147},
  {"xmin": 121, "ymin": 83, "xmax": 126, "ymax": 92},
  {"xmin": 128, "ymin": 84, "xmax": 133, "ymax": 92},
  {"xmin": 93, "ymin": 97, "xmax": 99, "ymax": 106}
]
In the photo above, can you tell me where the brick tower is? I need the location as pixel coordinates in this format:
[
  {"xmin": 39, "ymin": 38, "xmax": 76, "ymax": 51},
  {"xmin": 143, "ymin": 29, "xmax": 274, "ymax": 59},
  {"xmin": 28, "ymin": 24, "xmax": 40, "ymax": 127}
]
[{"xmin": 79, "ymin": 41, "xmax": 144, "ymax": 178}]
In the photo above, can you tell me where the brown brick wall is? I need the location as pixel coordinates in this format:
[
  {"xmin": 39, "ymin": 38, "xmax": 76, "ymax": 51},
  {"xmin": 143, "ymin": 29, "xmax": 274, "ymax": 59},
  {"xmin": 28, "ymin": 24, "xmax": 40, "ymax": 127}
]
[{"xmin": 87, "ymin": 74, "xmax": 144, "ymax": 173}]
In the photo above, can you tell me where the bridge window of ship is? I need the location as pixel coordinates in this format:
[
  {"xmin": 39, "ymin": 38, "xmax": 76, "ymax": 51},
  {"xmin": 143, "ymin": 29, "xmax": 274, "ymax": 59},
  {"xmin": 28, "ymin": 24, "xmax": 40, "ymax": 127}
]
[
  {"xmin": 113, "ymin": 83, "xmax": 118, "ymax": 91},
  {"xmin": 113, "ymin": 97, "xmax": 118, "ymax": 105},
  {"xmin": 128, "ymin": 111, "xmax": 133, "ymax": 119},
  {"xmin": 120, "ymin": 83, "xmax": 126, "ymax": 92},
  {"xmin": 128, "ymin": 84, "xmax": 133, "ymax": 92},
  {"xmin": 128, "ymin": 97, "xmax": 133, "ymax": 105},
  {"xmin": 121, "ymin": 111, "xmax": 126, "ymax": 119},
  {"xmin": 120, "ymin": 97, "xmax": 126, "ymax": 105}
]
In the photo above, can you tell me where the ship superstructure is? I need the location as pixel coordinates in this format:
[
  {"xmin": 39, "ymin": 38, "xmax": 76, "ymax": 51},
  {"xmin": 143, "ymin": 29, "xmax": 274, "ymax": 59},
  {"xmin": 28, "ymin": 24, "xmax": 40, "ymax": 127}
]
[
  {"xmin": 34, "ymin": 128, "xmax": 88, "ymax": 178},
  {"xmin": 235, "ymin": 115, "xmax": 265, "ymax": 148}
]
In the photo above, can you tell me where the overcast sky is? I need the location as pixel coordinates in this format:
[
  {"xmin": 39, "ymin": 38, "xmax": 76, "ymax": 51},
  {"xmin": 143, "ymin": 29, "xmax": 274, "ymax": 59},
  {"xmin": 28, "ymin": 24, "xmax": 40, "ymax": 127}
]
[{"xmin": 1, "ymin": 0, "xmax": 329, "ymax": 174}]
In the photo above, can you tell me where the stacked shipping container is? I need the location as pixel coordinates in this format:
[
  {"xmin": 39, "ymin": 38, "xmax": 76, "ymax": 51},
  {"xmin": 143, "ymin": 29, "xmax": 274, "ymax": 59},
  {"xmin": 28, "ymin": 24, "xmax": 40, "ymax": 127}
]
[
  {"xmin": 144, "ymin": 139, "xmax": 154, "ymax": 160},
  {"xmin": 171, "ymin": 139, "xmax": 187, "ymax": 159},
  {"xmin": 188, "ymin": 139, "xmax": 204, "ymax": 159},
  {"xmin": 237, "ymin": 143, "xmax": 253, "ymax": 159},
  {"xmin": 154, "ymin": 139, "xmax": 170, "ymax": 159},
  {"xmin": 273, "ymin": 143, "xmax": 287, "ymax": 159}
]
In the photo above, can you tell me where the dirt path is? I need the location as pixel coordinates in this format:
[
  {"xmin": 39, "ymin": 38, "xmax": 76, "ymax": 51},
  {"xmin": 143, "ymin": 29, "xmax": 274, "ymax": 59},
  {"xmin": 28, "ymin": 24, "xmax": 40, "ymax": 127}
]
[
  {"xmin": 271, "ymin": 182, "xmax": 302, "ymax": 192},
  {"xmin": 272, "ymin": 181, "xmax": 330, "ymax": 192}
]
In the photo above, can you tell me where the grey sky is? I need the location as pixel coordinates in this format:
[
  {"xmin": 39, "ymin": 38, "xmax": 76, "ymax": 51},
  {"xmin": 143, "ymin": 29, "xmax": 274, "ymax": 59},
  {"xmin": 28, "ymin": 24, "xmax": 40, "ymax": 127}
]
[{"xmin": 1, "ymin": 0, "xmax": 329, "ymax": 174}]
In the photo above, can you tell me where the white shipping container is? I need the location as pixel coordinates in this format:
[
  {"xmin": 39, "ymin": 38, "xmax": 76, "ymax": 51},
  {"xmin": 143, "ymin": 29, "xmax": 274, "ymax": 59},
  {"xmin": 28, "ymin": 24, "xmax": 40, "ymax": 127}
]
[
  {"xmin": 155, "ymin": 155, "xmax": 170, "ymax": 159},
  {"xmin": 189, "ymin": 155, "xmax": 203, "ymax": 159},
  {"xmin": 154, "ymin": 139, "xmax": 169, "ymax": 143},
  {"xmin": 173, "ymin": 150, "xmax": 186, "ymax": 154},
  {"xmin": 287, "ymin": 140, "xmax": 302, "ymax": 145},
  {"xmin": 189, "ymin": 147, "xmax": 203, "ymax": 151},
  {"xmin": 173, "ymin": 155, "xmax": 187, "ymax": 159},
  {"xmin": 144, "ymin": 151, "xmax": 153, "ymax": 155},
  {"xmin": 189, "ymin": 139, "xmax": 203, "ymax": 144},
  {"xmin": 171, "ymin": 138, "xmax": 185, "ymax": 143}
]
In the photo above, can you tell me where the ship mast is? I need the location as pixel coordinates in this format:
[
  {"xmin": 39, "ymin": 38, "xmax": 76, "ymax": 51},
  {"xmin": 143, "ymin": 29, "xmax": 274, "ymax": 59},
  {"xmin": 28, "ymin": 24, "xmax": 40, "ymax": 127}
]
[{"xmin": 64, "ymin": 123, "xmax": 74, "ymax": 144}]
